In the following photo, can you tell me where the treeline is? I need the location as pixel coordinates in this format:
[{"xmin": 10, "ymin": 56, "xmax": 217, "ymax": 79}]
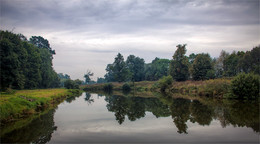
[
  {"xmin": 103, "ymin": 44, "xmax": 259, "ymax": 83},
  {"xmin": 104, "ymin": 54, "xmax": 170, "ymax": 83},
  {"xmin": 0, "ymin": 31, "xmax": 60, "ymax": 90}
]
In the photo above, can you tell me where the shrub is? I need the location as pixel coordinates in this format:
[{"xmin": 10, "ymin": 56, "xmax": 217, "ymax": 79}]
[
  {"xmin": 103, "ymin": 83, "xmax": 113, "ymax": 92},
  {"xmin": 64, "ymin": 80, "xmax": 79, "ymax": 89},
  {"xmin": 231, "ymin": 73, "xmax": 260, "ymax": 99},
  {"xmin": 158, "ymin": 76, "xmax": 173, "ymax": 92},
  {"xmin": 122, "ymin": 83, "xmax": 131, "ymax": 92}
]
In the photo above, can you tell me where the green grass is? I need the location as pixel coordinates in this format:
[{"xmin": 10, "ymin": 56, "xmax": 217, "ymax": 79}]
[{"xmin": 0, "ymin": 88, "xmax": 82, "ymax": 124}]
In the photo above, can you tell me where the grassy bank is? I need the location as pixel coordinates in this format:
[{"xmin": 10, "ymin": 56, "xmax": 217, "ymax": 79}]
[
  {"xmin": 82, "ymin": 78, "xmax": 233, "ymax": 99},
  {"xmin": 169, "ymin": 78, "xmax": 232, "ymax": 98},
  {"xmin": 82, "ymin": 81, "xmax": 156, "ymax": 91},
  {"xmin": 0, "ymin": 88, "xmax": 82, "ymax": 124}
]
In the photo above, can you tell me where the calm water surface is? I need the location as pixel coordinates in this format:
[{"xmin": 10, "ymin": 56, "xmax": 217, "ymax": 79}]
[{"xmin": 1, "ymin": 92, "xmax": 259, "ymax": 143}]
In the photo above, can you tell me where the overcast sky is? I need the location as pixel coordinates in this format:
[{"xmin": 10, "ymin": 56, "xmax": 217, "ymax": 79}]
[{"xmin": 1, "ymin": 0, "xmax": 259, "ymax": 80}]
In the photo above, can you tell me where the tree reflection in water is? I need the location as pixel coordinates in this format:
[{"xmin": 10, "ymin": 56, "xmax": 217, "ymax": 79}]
[
  {"xmin": 104, "ymin": 93, "xmax": 259, "ymax": 134},
  {"xmin": 1, "ymin": 109, "xmax": 56, "ymax": 143}
]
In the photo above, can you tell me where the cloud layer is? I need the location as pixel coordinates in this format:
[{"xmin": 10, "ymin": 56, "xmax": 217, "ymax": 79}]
[{"xmin": 1, "ymin": 0, "xmax": 259, "ymax": 80}]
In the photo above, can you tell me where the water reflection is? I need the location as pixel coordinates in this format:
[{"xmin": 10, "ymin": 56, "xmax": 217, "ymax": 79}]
[
  {"xmin": 1, "ymin": 109, "xmax": 56, "ymax": 143},
  {"xmin": 104, "ymin": 93, "xmax": 259, "ymax": 134},
  {"xmin": 1, "ymin": 92, "xmax": 259, "ymax": 143},
  {"xmin": 105, "ymin": 95, "xmax": 171, "ymax": 124},
  {"xmin": 85, "ymin": 92, "xmax": 94, "ymax": 104}
]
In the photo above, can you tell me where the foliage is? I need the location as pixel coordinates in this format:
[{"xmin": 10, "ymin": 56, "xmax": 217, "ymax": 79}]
[
  {"xmin": 0, "ymin": 31, "xmax": 60, "ymax": 90},
  {"xmin": 105, "ymin": 53, "xmax": 130, "ymax": 82},
  {"xmin": 103, "ymin": 83, "xmax": 113, "ymax": 92},
  {"xmin": 97, "ymin": 77, "xmax": 106, "ymax": 83},
  {"xmin": 64, "ymin": 79, "xmax": 80, "ymax": 89},
  {"xmin": 58, "ymin": 73, "xmax": 70, "ymax": 87},
  {"xmin": 122, "ymin": 83, "xmax": 131, "ymax": 92},
  {"xmin": 84, "ymin": 70, "xmax": 94, "ymax": 84},
  {"xmin": 144, "ymin": 58, "xmax": 170, "ymax": 81},
  {"xmin": 231, "ymin": 73, "xmax": 260, "ymax": 99},
  {"xmin": 238, "ymin": 46, "xmax": 260, "ymax": 75},
  {"xmin": 157, "ymin": 76, "xmax": 173, "ymax": 92},
  {"xmin": 169, "ymin": 44, "xmax": 189, "ymax": 81},
  {"xmin": 126, "ymin": 55, "xmax": 145, "ymax": 82},
  {"xmin": 191, "ymin": 53, "xmax": 213, "ymax": 80}
]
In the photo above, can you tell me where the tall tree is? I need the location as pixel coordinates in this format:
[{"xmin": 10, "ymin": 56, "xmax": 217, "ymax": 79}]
[
  {"xmin": 84, "ymin": 70, "xmax": 94, "ymax": 84},
  {"xmin": 169, "ymin": 44, "xmax": 189, "ymax": 81},
  {"xmin": 191, "ymin": 53, "xmax": 213, "ymax": 80},
  {"xmin": 126, "ymin": 55, "xmax": 145, "ymax": 82},
  {"xmin": 223, "ymin": 51, "xmax": 244, "ymax": 77},
  {"xmin": 144, "ymin": 58, "xmax": 170, "ymax": 81},
  {"xmin": 105, "ymin": 53, "xmax": 130, "ymax": 82},
  {"xmin": 29, "ymin": 36, "xmax": 55, "ymax": 56},
  {"xmin": 0, "ymin": 31, "xmax": 60, "ymax": 90},
  {"xmin": 215, "ymin": 50, "xmax": 229, "ymax": 78}
]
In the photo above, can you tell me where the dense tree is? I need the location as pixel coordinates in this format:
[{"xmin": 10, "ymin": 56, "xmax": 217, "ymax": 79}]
[
  {"xmin": 29, "ymin": 36, "xmax": 55, "ymax": 56},
  {"xmin": 215, "ymin": 50, "xmax": 229, "ymax": 78},
  {"xmin": 64, "ymin": 79, "xmax": 79, "ymax": 89},
  {"xmin": 188, "ymin": 53, "xmax": 197, "ymax": 64},
  {"xmin": 126, "ymin": 55, "xmax": 145, "ymax": 82},
  {"xmin": 169, "ymin": 44, "xmax": 189, "ymax": 81},
  {"xmin": 97, "ymin": 77, "xmax": 106, "ymax": 83},
  {"xmin": 144, "ymin": 58, "xmax": 170, "ymax": 81},
  {"xmin": 238, "ymin": 46, "xmax": 260, "ymax": 75},
  {"xmin": 191, "ymin": 53, "xmax": 214, "ymax": 80},
  {"xmin": 105, "ymin": 53, "xmax": 130, "ymax": 82},
  {"xmin": 58, "ymin": 73, "xmax": 70, "ymax": 87},
  {"xmin": 0, "ymin": 31, "xmax": 60, "ymax": 90},
  {"xmin": 223, "ymin": 51, "xmax": 244, "ymax": 77}
]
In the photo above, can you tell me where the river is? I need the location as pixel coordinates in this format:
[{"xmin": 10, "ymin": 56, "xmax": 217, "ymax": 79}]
[{"xmin": 1, "ymin": 92, "xmax": 259, "ymax": 143}]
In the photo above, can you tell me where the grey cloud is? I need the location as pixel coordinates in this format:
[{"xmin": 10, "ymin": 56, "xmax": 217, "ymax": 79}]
[{"xmin": 1, "ymin": 0, "xmax": 259, "ymax": 80}]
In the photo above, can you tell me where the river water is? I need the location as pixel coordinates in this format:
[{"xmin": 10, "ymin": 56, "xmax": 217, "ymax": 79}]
[{"xmin": 1, "ymin": 92, "xmax": 259, "ymax": 143}]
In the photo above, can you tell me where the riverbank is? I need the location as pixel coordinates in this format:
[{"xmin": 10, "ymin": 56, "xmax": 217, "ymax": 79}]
[
  {"xmin": 82, "ymin": 78, "xmax": 232, "ymax": 98},
  {"xmin": 0, "ymin": 88, "xmax": 82, "ymax": 124}
]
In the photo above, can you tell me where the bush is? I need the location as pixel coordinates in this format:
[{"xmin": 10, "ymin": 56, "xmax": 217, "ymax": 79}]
[
  {"xmin": 103, "ymin": 83, "xmax": 113, "ymax": 92},
  {"xmin": 64, "ymin": 80, "xmax": 79, "ymax": 89},
  {"xmin": 158, "ymin": 76, "xmax": 173, "ymax": 92},
  {"xmin": 122, "ymin": 83, "xmax": 131, "ymax": 92},
  {"xmin": 231, "ymin": 73, "xmax": 260, "ymax": 99}
]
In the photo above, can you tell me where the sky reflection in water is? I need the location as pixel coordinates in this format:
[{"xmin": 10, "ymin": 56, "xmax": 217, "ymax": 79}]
[
  {"xmin": 49, "ymin": 93, "xmax": 259, "ymax": 143},
  {"xmin": 1, "ymin": 92, "xmax": 259, "ymax": 143}
]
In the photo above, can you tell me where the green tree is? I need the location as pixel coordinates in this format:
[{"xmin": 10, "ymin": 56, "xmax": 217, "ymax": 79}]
[
  {"xmin": 23, "ymin": 42, "xmax": 42, "ymax": 89},
  {"xmin": 64, "ymin": 79, "xmax": 79, "ymax": 89},
  {"xmin": 215, "ymin": 50, "xmax": 229, "ymax": 78},
  {"xmin": 29, "ymin": 36, "xmax": 55, "ymax": 56},
  {"xmin": 169, "ymin": 44, "xmax": 189, "ymax": 81},
  {"xmin": 84, "ymin": 70, "xmax": 94, "ymax": 84},
  {"xmin": 0, "ymin": 31, "xmax": 60, "ymax": 90},
  {"xmin": 191, "ymin": 53, "xmax": 213, "ymax": 80},
  {"xmin": 239, "ymin": 46, "xmax": 260, "ymax": 75},
  {"xmin": 97, "ymin": 77, "xmax": 106, "ymax": 83},
  {"xmin": 105, "ymin": 53, "xmax": 130, "ymax": 82},
  {"xmin": 126, "ymin": 55, "xmax": 145, "ymax": 82},
  {"xmin": 144, "ymin": 58, "xmax": 170, "ymax": 81}
]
